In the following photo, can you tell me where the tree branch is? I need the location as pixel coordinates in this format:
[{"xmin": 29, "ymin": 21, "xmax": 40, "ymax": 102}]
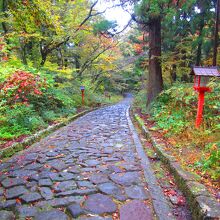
[
  {"xmin": 74, "ymin": 0, "xmax": 99, "ymax": 32},
  {"xmin": 78, "ymin": 44, "xmax": 116, "ymax": 77}
]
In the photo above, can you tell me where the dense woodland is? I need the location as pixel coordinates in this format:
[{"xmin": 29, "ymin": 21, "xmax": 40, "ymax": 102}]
[{"xmin": 0, "ymin": 0, "xmax": 219, "ymax": 190}]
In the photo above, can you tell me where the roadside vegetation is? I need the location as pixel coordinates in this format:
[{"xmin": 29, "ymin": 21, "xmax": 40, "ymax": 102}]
[
  {"xmin": 134, "ymin": 82, "xmax": 220, "ymax": 196},
  {"xmin": 0, "ymin": 60, "xmax": 121, "ymax": 149},
  {"xmin": 130, "ymin": 0, "xmax": 220, "ymax": 196},
  {"xmin": 0, "ymin": 0, "xmax": 127, "ymax": 149}
]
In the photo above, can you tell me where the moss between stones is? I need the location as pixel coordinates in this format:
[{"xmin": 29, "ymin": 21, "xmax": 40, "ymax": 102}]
[{"xmin": 133, "ymin": 113, "xmax": 220, "ymax": 220}]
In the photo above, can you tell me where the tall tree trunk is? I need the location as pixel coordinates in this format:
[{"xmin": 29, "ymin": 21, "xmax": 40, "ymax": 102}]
[
  {"xmin": 171, "ymin": 64, "xmax": 177, "ymax": 83},
  {"xmin": 196, "ymin": 2, "xmax": 206, "ymax": 66},
  {"xmin": 196, "ymin": 42, "xmax": 202, "ymax": 66},
  {"xmin": 40, "ymin": 43, "xmax": 47, "ymax": 66},
  {"xmin": 20, "ymin": 40, "xmax": 27, "ymax": 65},
  {"xmin": 180, "ymin": 48, "xmax": 190, "ymax": 82},
  {"xmin": 146, "ymin": 17, "xmax": 163, "ymax": 107},
  {"xmin": 213, "ymin": 0, "xmax": 220, "ymax": 66},
  {"xmin": 1, "ymin": 0, "xmax": 8, "ymax": 34},
  {"xmin": 40, "ymin": 52, "xmax": 47, "ymax": 66},
  {"xmin": 57, "ymin": 48, "xmax": 64, "ymax": 68},
  {"xmin": 74, "ymin": 54, "xmax": 80, "ymax": 74}
]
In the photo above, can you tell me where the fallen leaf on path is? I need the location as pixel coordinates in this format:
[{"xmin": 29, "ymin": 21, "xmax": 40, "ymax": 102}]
[
  {"xmin": 177, "ymin": 196, "xmax": 186, "ymax": 206},
  {"xmin": 164, "ymin": 189, "xmax": 176, "ymax": 197},
  {"xmin": 16, "ymin": 198, "xmax": 22, "ymax": 204}
]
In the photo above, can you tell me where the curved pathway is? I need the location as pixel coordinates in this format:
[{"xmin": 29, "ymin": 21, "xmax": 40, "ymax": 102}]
[{"xmin": 0, "ymin": 97, "xmax": 174, "ymax": 220}]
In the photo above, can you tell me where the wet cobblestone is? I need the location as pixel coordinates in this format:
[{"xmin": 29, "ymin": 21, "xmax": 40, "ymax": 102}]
[{"xmin": 0, "ymin": 98, "xmax": 156, "ymax": 219}]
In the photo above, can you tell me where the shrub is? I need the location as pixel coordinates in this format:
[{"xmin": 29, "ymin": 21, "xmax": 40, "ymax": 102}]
[
  {"xmin": 150, "ymin": 82, "xmax": 220, "ymax": 135},
  {"xmin": 41, "ymin": 110, "xmax": 57, "ymax": 122},
  {"xmin": 133, "ymin": 90, "xmax": 147, "ymax": 112},
  {"xmin": 0, "ymin": 70, "xmax": 47, "ymax": 105},
  {"xmin": 5, "ymin": 104, "xmax": 46, "ymax": 132}
]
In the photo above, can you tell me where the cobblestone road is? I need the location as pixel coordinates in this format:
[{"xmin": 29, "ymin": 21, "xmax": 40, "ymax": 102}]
[{"xmin": 0, "ymin": 97, "xmax": 173, "ymax": 220}]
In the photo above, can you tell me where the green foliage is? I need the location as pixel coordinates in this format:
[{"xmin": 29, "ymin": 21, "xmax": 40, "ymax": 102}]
[
  {"xmin": 41, "ymin": 110, "xmax": 57, "ymax": 123},
  {"xmin": 150, "ymin": 84, "xmax": 193, "ymax": 133},
  {"xmin": 134, "ymin": 82, "xmax": 220, "ymax": 181},
  {"xmin": 5, "ymin": 104, "xmax": 46, "ymax": 131},
  {"xmin": 133, "ymin": 90, "xmax": 147, "ymax": 113},
  {"xmin": 93, "ymin": 20, "xmax": 117, "ymax": 35},
  {"xmin": 150, "ymin": 82, "xmax": 220, "ymax": 136},
  {"xmin": 195, "ymin": 142, "xmax": 220, "ymax": 180},
  {"xmin": 135, "ymin": 81, "xmax": 220, "ymax": 142},
  {"xmin": 0, "ymin": 60, "xmax": 121, "ymax": 145}
]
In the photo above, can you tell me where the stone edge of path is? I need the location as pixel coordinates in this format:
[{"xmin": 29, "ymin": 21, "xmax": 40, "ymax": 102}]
[
  {"xmin": 126, "ymin": 108, "xmax": 175, "ymax": 220},
  {"xmin": 0, "ymin": 107, "xmax": 100, "ymax": 159},
  {"xmin": 133, "ymin": 113, "xmax": 220, "ymax": 220}
]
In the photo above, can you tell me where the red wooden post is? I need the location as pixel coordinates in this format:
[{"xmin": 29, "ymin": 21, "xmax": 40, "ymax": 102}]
[
  {"xmin": 80, "ymin": 86, "xmax": 85, "ymax": 105},
  {"xmin": 191, "ymin": 66, "xmax": 219, "ymax": 128},
  {"xmin": 195, "ymin": 91, "xmax": 205, "ymax": 128},
  {"xmin": 81, "ymin": 90, "xmax": 84, "ymax": 105}
]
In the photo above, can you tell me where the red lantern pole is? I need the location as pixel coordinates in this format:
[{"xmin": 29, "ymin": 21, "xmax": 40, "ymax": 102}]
[
  {"xmin": 195, "ymin": 91, "xmax": 205, "ymax": 128},
  {"xmin": 81, "ymin": 90, "xmax": 84, "ymax": 105},
  {"xmin": 80, "ymin": 86, "xmax": 85, "ymax": 105}
]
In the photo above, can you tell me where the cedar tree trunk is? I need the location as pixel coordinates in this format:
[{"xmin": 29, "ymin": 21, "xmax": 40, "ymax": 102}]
[
  {"xmin": 146, "ymin": 17, "xmax": 163, "ymax": 107},
  {"xmin": 213, "ymin": 0, "xmax": 220, "ymax": 66}
]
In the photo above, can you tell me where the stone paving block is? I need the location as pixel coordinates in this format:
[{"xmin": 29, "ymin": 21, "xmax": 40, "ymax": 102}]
[
  {"xmin": 79, "ymin": 217, "xmax": 112, "ymax": 220},
  {"xmin": 17, "ymin": 205, "xmax": 38, "ymax": 217},
  {"xmin": 0, "ymin": 163, "xmax": 11, "ymax": 171},
  {"xmin": 109, "ymin": 172, "xmax": 141, "ymax": 186},
  {"xmin": 1, "ymin": 177, "xmax": 25, "ymax": 188},
  {"xmin": 48, "ymin": 160, "xmax": 68, "ymax": 171},
  {"xmin": 57, "ymin": 188, "xmax": 97, "ymax": 197},
  {"xmin": 49, "ymin": 173, "xmax": 64, "ymax": 181},
  {"xmin": 85, "ymin": 159, "xmax": 100, "ymax": 166},
  {"xmin": 67, "ymin": 203, "xmax": 84, "ymax": 218},
  {"xmin": 53, "ymin": 180, "xmax": 77, "ymax": 192},
  {"xmin": 97, "ymin": 182, "xmax": 122, "ymax": 196},
  {"xmin": 68, "ymin": 167, "xmax": 81, "ymax": 174},
  {"xmin": 39, "ymin": 178, "xmax": 53, "ymax": 187},
  {"xmin": 61, "ymin": 172, "xmax": 78, "ymax": 180},
  {"xmin": 2, "ymin": 199, "xmax": 17, "ymax": 208},
  {"xmin": 0, "ymin": 210, "xmax": 15, "ymax": 220},
  {"xmin": 8, "ymin": 170, "xmax": 37, "ymax": 178},
  {"xmin": 77, "ymin": 180, "xmax": 95, "ymax": 188},
  {"xmin": 125, "ymin": 185, "xmax": 149, "ymax": 200},
  {"xmin": 89, "ymin": 173, "xmax": 109, "ymax": 184},
  {"xmin": 20, "ymin": 192, "xmax": 42, "ymax": 203},
  {"xmin": 120, "ymin": 200, "xmax": 153, "ymax": 220},
  {"xmin": 24, "ymin": 163, "xmax": 42, "ymax": 170},
  {"xmin": 34, "ymin": 209, "xmax": 68, "ymax": 220},
  {"xmin": 36, "ymin": 196, "xmax": 84, "ymax": 208},
  {"xmin": 5, "ymin": 186, "xmax": 28, "ymax": 199},
  {"xmin": 0, "ymin": 187, "xmax": 4, "ymax": 196},
  {"xmin": 84, "ymin": 193, "xmax": 117, "ymax": 214},
  {"xmin": 39, "ymin": 187, "xmax": 54, "ymax": 200},
  {"xmin": 107, "ymin": 165, "xmax": 123, "ymax": 173}
]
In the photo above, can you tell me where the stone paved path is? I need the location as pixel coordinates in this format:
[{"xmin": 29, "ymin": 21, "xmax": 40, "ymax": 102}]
[{"xmin": 0, "ymin": 97, "xmax": 173, "ymax": 220}]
